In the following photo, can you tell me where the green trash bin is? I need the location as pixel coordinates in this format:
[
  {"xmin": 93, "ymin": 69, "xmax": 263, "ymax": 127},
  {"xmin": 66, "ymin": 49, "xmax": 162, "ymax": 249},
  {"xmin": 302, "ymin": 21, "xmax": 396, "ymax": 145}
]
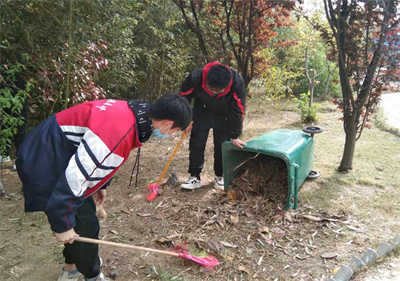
[{"xmin": 222, "ymin": 129, "xmax": 314, "ymax": 210}]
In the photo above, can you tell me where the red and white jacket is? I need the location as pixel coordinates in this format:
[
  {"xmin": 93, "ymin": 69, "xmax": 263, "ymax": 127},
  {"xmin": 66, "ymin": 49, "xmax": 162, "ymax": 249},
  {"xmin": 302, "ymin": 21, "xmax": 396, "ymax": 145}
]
[{"xmin": 17, "ymin": 99, "xmax": 148, "ymax": 233}]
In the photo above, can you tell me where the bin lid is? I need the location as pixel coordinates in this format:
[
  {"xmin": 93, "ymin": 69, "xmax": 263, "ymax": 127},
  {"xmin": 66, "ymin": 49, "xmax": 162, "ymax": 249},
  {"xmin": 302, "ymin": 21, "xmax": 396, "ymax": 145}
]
[{"xmin": 241, "ymin": 129, "xmax": 311, "ymax": 161}]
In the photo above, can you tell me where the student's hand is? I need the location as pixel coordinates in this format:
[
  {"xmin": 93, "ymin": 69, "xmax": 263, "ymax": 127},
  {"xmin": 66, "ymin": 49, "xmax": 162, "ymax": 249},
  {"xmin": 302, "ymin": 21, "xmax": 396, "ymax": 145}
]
[
  {"xmin": 92, "ymin": 189, "xmax": 107, "ymax": 205},
  {"xmin": 54, "ymin": 228, "xmax": 79, "ymax": 244},
  {"xmin": 231, "ymin": 138, "xmax": 247, "ymax": 149}
]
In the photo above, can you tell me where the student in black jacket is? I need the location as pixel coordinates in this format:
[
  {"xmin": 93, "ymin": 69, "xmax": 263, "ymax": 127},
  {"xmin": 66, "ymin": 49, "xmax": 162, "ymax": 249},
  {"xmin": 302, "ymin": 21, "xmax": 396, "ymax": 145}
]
[{"xmin": 179, "ymin": 62, "xmax": 246, "ymax": 190}]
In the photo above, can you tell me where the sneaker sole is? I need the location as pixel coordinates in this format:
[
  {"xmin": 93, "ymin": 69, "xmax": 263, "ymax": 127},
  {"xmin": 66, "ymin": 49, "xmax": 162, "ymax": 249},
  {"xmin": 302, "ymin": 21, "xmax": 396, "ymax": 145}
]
[
  {"xmin": 180, "ymin": 184, "xmax": 203, "ymax": 190},
  {"xmin": 214, "ymin": 183, "xmax": 225, "ymax": 190}
]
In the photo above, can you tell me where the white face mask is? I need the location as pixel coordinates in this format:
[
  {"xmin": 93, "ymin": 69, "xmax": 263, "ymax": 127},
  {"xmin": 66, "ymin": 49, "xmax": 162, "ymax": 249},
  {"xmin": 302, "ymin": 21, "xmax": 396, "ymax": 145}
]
[{"xmin": 151, "ymin": 122, "xmax": 173, "ymax": 139}]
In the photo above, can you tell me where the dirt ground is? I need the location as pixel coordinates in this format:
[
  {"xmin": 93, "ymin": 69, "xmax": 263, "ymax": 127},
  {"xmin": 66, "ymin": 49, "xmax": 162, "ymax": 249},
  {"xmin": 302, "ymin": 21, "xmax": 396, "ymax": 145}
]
[{"xmin": 0, "ymin": 100, "xmax": 399, "ymax": 281}]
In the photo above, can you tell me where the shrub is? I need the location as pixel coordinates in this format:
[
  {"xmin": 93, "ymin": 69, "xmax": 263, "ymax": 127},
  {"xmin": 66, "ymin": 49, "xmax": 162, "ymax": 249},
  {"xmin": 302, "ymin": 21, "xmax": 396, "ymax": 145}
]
[{"xmin": 293, "ymin": 92, "xmax": 320, "ymax": 123}]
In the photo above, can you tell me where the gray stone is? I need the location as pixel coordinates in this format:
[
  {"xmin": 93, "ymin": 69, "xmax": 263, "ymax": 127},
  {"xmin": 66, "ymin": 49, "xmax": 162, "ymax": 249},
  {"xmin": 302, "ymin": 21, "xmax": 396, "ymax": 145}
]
[
  {"xmin": 361, "ymin": 248, "xmax": 378, "ymax": 265},
  {"xmin": 390, "ymin": 235, "xmax": 400, "ymax": 250},
  {"xmin": 376, "ymin": 242, "xmax": 393, "ymax": 258},
  {"xmin": 332, "ymin": 265, "xmax": 353, "ymax": 281},
  {"xmin": 348, "ymin": 256, "xmax": 365, "ymax": 272}
]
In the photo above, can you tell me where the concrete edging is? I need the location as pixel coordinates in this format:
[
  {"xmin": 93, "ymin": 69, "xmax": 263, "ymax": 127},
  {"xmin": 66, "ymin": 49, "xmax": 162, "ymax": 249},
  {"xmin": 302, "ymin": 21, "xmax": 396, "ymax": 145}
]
[{"xmin": 328, "ymin": 235, "xmax": 400, "ymax": 281}]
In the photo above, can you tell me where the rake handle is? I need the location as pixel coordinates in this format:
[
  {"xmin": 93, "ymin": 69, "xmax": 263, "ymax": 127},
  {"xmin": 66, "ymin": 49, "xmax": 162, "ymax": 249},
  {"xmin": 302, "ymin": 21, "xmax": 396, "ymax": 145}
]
[
  {"xmin": 74, "ymin": 236, "xmax": 180, "ymax": 257},
  {"xmin": 156, "ymin": 121, "xmax": 193, "ymax": 185}
]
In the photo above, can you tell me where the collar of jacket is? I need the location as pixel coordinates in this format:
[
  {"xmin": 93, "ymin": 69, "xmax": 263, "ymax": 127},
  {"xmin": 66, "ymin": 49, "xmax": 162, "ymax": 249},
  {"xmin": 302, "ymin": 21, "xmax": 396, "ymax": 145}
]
[
  {"xmin": 201, "ymin": 61, "xmax": 233, "ymax": 98},
  {"xmin": 127, "ymin": 99, "xmax": 153, "ymax": 143}
]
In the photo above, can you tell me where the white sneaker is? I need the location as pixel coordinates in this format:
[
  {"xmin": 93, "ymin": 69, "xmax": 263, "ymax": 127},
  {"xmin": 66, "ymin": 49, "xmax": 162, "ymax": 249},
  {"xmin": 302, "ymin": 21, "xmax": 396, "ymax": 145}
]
[
  {"xmin": 13, "ymin": 163, "xmax": 17, "ymax": 171},
  {"xmin": 180, "ymin": 176, "xmax": 202, "ymax": 190},
  {"xmin": 85, "ymin": 272, "xmax": 111, "ymax": 281},
  {"xmin": 0, "ymin": 156, "xmax": 10, "ymax": 163},
  {"xmin": 56, "ymin": 268, "xmax": 83, "ymax": 281},
  {"xmin": 214, "ymin": 176, "xmax": 224, "ymax": 190}
]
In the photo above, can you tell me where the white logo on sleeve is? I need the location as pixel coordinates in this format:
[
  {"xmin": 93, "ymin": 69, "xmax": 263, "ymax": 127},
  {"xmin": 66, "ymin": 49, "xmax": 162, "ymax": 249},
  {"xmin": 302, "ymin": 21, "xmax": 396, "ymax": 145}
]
[{"xmin": 96, "ymin": 100, "xmax": 116, "ymax": 111}]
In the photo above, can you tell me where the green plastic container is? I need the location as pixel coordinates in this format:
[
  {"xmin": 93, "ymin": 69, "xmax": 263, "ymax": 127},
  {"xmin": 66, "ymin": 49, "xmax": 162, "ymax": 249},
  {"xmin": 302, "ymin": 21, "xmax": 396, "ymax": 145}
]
[{"xmin": 222, "ymin": 129, "xmax": 314, "ymax": 210}]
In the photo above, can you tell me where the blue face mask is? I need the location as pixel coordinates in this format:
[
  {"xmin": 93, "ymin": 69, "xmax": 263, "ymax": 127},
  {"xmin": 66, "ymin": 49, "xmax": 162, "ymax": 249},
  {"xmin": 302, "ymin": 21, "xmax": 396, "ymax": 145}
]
[
  {"xmin": 151, "ymin": 123, "xmax": 172, "ymax": 139},
  {"xmin": 151, "ymin": 128, "xmax": 169, "ymax": 139}
]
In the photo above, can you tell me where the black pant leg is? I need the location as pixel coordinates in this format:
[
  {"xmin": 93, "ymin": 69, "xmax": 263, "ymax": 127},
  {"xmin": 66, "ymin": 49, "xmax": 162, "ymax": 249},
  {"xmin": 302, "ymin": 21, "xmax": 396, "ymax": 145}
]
[
  {"xmin": 213, "ymin": 128, "xmax": 230, "ymax": 177},
  {"xmin": 63, "ymin": 196, "xmax": 100, "ymax": 279},
  {"xmin": 188, "ymin": 125, "xmax": 210, "ymax": 177}
]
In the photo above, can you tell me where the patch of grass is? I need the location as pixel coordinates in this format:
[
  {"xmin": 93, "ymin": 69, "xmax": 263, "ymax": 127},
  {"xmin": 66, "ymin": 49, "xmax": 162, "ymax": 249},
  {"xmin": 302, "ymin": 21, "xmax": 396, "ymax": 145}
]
[
  {"xmin": 145, "ymin": 263, "xmax": 185, "ymax": 281},
  {"xmin": 297, "ymin": 108, "xmax": 400, "ymax": 227},
  {"xmin": 241, "ymin": 100, "xmax": 400, "ymax": 230},
  {"xmin": 186, "ymin": 244, "xmax": 208, "ymax": 258}
]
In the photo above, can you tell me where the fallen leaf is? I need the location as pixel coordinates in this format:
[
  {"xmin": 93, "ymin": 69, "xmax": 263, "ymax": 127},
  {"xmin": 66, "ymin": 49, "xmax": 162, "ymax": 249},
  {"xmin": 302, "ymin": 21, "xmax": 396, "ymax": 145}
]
[
  {"xmin": 171, "ymin": 206, "xmax": 182, "ymax": 214},
  {"xmin": 257, "ymin": 255, "xmax": 263, "ymax": 266},
  {"xmin": 136, "ymin": 213, "xmax": 151, "ymax": 217},
  {"xmin": 321, "ymin": 252, "xmax": 337, "ymax": 259},
  {"xmin": 207, "ymin": 238, "xmax": 221, "ymax": 252},
  {"xmin": 220, "ymin": 241, "xmax": 238, "ymax": 248},
  {"xmin": 226, "ymin": 255, "xmax": 234, "ymax": 261},
  {"xmin": 272, "ymin": 214, "xmax": 283, "ymax": 221},
  {"xmin": 257, "ymin": 226, "xmax": 269, "ymax": 233},
  {"xmin": 294, "ymin": 255, "xmax": 309, "ymax": 260},
  {"xmin": 284, "ymin": 211, "xmax": 293, "ymax": 221},
  {"xmin": 166, "ymin": 233, "xmax": 180, "ymax": 239},
  {"xmin": 154, "ymin": 237, "xmax": 169, "ymax": 244},
  {"xmin": 238, "ymin": 265, "xmax": 249, "ymax": 274},
  {"xmin": 303, "ymin": 214, "xmax": 322, "ymax": 222},
  {"xmin": 246, "ymin": 247, "xmax": 254, "ymax": 254},
  {"xmin": 227, "ymin": 189, "xmax": 237, "ymax": 201},
  {"xmin": 346, "ymin": 225, "xmax": 362, "ymax": 232},
  {"xmin": 270, "ymin": 227, "xmax": 285, "ymax": 238},
  {"xmin": 245, "ymin": 211, "xmax": 253, "ymax": 217},
  {"xmin": 291, "ymin": 270, "xmax": 300, "ymax": 277},
  {"xmin": 230, "ymin": 215, "xmax": 239, "ymax": 224},
  {"xmin": 218, "ymin": 197, "xmax": 231, "ymax": 204}
]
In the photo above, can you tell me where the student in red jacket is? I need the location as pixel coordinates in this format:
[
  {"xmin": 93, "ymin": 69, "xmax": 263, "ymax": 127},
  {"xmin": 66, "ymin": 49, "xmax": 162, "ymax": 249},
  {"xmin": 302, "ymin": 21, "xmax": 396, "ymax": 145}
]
[
  {"xmin": 16, "ymin": 93, "xmax": 192, "ymax": 281},
  {"xmin": 179, "ymin": 62, "xmax": 246, "ymax": 190}
]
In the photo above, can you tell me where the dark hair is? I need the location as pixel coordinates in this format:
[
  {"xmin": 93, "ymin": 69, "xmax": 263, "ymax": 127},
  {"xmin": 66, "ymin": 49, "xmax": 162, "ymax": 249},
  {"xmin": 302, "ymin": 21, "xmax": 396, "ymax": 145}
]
[
  {"xmin": 150, "ymin": 93, "xmax": 192, "ymax": 130},
  {"xmin": 206, "ymin": 65, "xmax": 232, "ymax": 89}
]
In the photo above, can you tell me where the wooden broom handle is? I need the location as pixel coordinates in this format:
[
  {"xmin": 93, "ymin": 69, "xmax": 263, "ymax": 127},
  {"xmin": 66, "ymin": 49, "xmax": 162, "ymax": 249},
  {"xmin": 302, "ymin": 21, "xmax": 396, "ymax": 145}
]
[
  {"xmin": 74, "ymin": 236, "xmax": 180, "ymax": 257},
  {"xmin": 156, "ymin": 121, "xmax": 193, "ymax": 185}
]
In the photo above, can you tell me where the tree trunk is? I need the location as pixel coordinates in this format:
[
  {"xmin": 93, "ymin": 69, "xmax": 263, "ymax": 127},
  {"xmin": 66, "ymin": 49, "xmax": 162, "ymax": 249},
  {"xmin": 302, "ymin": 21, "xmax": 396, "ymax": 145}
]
[
  {"xmin": 323, "ymin": 65, "xmax": 337, "ymax": 96},
  {"xmin": 338, "ymin": 116, "xmax": 357, "ymax": 171}
]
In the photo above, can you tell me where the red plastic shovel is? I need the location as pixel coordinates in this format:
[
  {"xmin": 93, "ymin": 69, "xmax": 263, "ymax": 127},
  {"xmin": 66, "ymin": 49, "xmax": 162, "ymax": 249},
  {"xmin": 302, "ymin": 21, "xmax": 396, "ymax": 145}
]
[
  {"xmin": 147, "ymin": 121, "xmax": 193, "ymax": 202},
  {"xmin": 74, "ymin": 236, "xmax": 219, "ymax": 268}
]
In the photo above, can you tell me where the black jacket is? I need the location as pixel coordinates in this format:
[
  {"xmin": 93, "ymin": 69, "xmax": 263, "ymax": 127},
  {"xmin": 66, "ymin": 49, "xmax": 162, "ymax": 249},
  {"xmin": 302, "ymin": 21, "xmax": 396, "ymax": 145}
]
[{"xmin": 179, "ymin": 62, "xmax": 246, "ymax": 139}]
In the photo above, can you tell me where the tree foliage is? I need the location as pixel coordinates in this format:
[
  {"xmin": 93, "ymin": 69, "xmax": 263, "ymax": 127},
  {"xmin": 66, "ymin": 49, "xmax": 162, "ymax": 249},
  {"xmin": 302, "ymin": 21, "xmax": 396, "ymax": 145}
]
[
  {"xmin": 0, "ymin": 0, "xmax": 121, "ymax": 118},
  {"xmin": 0, "ymin": 0, "xmax": 196, "ymax": 122},
  {"xmin": 172, "ymin": 0, "xmax": 298, "ymax": 86},
  {"xmin": 124, "ymin": 0, "xmax": 197, "ymax": 101},
  {"xmin": 273, "ymin": 15, "xmax": 341, "ymax": 98},
  {"xmin": 0, "ymin": 63, "xmax": 33, "ymax": 157},
  {"xmin": 320, "ymin": 0, "xmax": 400, "ymax": 172}
]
